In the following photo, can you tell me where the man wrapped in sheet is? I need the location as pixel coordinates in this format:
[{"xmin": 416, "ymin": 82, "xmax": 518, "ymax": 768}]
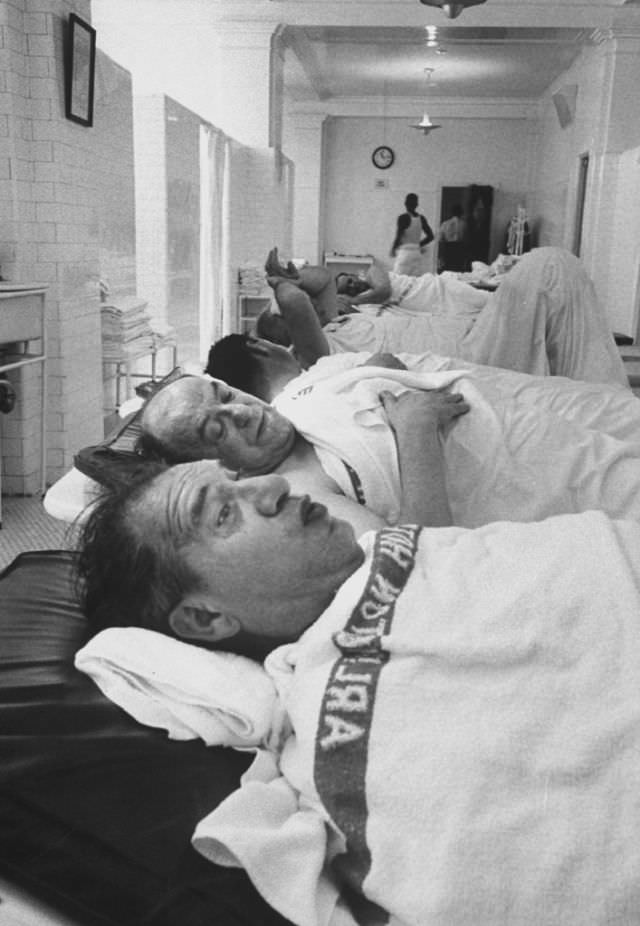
[
  {"xmin": 244, "ymin": 246, "xmax": 627, "ymax": 388},
  {"xmin": 76, "ymin": 463, "xmax": 640, "ymax": 926}
]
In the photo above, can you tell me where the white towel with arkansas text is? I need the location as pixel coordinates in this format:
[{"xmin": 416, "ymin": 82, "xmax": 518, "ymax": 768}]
[
  {"xmin": 193, "ymin": 512, "xmax": 640, "ymax": 925},
  {"xmin": 272, "ymin": 351, "xmax": 640, "ymax": 527},
  {"xmin": 75, "ymin": 627, "xmax": 280, "ymax": 748}
]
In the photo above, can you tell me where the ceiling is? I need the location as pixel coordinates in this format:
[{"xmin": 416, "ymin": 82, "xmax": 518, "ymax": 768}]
[
  {"xmin": 91, "ymin": 0, "xmax": 640, "ymax": 118},
  {"xmin": 283, "ymin": 25, "xmax": 594, "ymax": 102},
  {"xmin": 273, "ymin": 1, "xmax": 640, "ymax": 107}
]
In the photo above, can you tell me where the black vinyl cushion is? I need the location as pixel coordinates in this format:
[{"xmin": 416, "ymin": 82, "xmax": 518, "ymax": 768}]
[
  {"xmin": 73, "ymin": 367, "xmax": 185, "ymax": 490},
  {"xmin": 0, "ymin": 551, "xmax": 292, "ymax": 926}
]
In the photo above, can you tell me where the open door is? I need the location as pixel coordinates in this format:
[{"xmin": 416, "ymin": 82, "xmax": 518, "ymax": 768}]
[
  {"xmin": 572, "ymin": 153, "xmax": 589, "ymax": 257},
  {"xmin": 439, "ymin": 184, "xmax": 493, "ymax": 270}
]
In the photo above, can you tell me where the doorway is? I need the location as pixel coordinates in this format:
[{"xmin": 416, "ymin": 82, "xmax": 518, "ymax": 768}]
[
  {"xmin": 572, "ymin": 153, "xmax": 589, "ymax": 257},
  {"xmin": 439, "ymin": 185, "xmax": 494, "ymax": 270}
]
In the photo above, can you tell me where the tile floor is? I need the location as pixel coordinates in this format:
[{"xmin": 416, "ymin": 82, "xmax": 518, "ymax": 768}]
[{"xmin": 0, "ymin": 495, "xmax": 78, "ymax": 572}]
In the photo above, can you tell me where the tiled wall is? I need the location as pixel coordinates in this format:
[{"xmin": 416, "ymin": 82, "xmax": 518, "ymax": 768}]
[
  {"xmin": 227, "ymin": 142, "xmax": 293, "ymax": 318},
  {"xmin": 0, "ymin": 1, "xmax": 295, "ymax": 494},
  {"xmin": 0, "ymin": 0, "xmax": 136, "ymax": 490}
]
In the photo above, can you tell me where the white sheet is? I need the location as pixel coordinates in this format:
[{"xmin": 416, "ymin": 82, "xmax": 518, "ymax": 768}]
[
  {"xmin": 325, "ymin": 248, "xmax": 628, "ymax": 388},
  {"xmin": 194, "ymin": 512, "xmax": 640, "ymax": 926}
]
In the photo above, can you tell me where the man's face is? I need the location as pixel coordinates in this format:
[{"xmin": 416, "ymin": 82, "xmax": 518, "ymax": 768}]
[
  {"xmin": 142, "ymin": 376, "xmax": 296, "ymax": 474},
  {"xmin": 255, "ymin": 310, "xmax": 292, "ymax": 347},
  {"xmin": 136, "ymin": 461, "xmax": 364, "ymax": 640},
  {"xmin": 336, "ymin": 274, "xmax": 367, "ymax": 298}
]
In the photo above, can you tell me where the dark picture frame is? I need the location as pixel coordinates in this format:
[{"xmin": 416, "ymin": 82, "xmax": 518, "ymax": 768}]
[{"xmin": 64, "ymin": 13, "xmax": 96, "ymax": 127}]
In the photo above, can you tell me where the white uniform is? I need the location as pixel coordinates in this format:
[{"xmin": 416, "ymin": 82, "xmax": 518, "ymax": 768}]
[{"xmin": 393, "ymin": 213, "xmax": 426, "ymax": 275}]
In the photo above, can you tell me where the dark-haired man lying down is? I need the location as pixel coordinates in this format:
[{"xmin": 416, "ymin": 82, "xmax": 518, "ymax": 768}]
[{"xmin": 76, "ymin": 459, "xmax": 640, "ymax": 926}]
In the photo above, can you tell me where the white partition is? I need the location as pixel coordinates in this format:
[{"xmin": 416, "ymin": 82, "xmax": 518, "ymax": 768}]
[{"xmin": 608, "ymin": 147, "xmax": 640, "ymax": 339}]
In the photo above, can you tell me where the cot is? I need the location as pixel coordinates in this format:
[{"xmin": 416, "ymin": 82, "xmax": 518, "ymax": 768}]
[{"xmin": 0, "ymin": 549, "xmax": 291, "ymax": 925}]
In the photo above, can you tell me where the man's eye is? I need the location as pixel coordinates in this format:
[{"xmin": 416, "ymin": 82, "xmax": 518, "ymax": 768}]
[
  {"xmin": 204, "ymin": 417, "xmax": 224, "ymax": 443},
  {"xmin": 216, "ymin": 502, "xmax": 231, "ymax": 527}
]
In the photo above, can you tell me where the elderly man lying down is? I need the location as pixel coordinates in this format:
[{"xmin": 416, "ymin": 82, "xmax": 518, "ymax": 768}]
[
  {"xmin": 77, "ymin": 462, "xmax": 640, "ymax": 926},
  {"xmin": 139, "ymin": 345, "xmax": 640, "ymax": 529},
  {"xmin": 239, "ymin": 245, "xmax": 627, "ymax": 387}
]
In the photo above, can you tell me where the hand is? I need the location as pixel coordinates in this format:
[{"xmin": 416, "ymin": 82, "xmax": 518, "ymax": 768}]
[
  {"xmin": 336, "ymin": 294, "xmax": 359, "ymax": 315},
  {"xmin": 362, "ymin": 353, "xmax": 407, "ymax": 371},
  {"xmin": 380, "ymin": 390, "xmax": 469, "ymax": 434},
  {"xmin": 264, "ymin": 246, "xmax": 299, "ymax": 280}
]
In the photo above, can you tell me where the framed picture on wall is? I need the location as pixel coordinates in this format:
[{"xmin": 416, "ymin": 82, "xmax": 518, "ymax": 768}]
[{"xmin": 65, "ymin": 13, "xmax": 96, "ymax": 127}]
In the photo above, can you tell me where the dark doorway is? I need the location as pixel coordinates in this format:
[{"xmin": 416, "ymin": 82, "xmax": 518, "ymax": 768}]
[
  {"xmin": 572, "ymin": 153, "xmax": 589, "ymax": 257},
  {"xmin": 439, "ymin": 184, "xmax": 493, "ymax": 271}
]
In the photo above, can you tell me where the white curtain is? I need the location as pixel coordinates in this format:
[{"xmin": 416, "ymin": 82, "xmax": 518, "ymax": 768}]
[
  {"xmin": 199, "ymin": 124, "xmax": 227, "ymax": 363},
  {"xmin": 220, "ymin": 137, "xmax": 233, "ymax": 337}
]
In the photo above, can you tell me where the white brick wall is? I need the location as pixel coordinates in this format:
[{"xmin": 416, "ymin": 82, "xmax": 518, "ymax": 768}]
[{"xmin": 0, "ymin": 0, "xmax": 136, "ymax": 489}]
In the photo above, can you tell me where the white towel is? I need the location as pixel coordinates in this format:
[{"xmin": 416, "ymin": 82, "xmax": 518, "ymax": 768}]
[
  {"xmin": 75, "ymin": 627, "xmax": 280, "ymax": 748},
  {"xmin": 194, "ymin": 512, "xmax": 640, "ymax": 925},
  {"xmin": 275, "ymin": 365, "xmax": 467, "ymax": 524},
  {"xmin": 274, "ymin": 353, "xmax": 640, "ymax": 528}
]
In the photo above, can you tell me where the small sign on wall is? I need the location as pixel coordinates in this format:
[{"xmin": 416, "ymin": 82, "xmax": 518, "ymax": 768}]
[{"xmin": 374, "ymin": 179, "xmax": 388, "ymax": 189}]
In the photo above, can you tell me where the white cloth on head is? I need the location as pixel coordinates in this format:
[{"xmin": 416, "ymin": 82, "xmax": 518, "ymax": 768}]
[
  {"xmin": 193, "ymin": 512, "xmax": 640, "ymax": 926},
  {"xmin": 273, "ymin": 351, "xmax": 640, "ymax": 526},
  {"xmin": 75, "ymin": 627, "xmax": 282, "ymax": 749}
]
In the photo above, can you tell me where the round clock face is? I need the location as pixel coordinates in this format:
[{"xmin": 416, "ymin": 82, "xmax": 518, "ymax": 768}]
[{"xmin": 372, "ymin": 145, "xmax": 394, "ymax": 170}]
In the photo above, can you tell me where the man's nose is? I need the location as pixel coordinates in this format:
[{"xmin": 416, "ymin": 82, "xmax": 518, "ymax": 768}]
[
  {"xmin": 240, "ymin": 474, "xmax": 290, "ymax": 515},
  {"xmin": 222, "ymin": 403, "xmax": 253, "ymax": 426}
]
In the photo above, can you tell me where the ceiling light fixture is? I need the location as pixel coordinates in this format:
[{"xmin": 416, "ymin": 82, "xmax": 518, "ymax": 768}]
[
  {"xmin": 409, "ymin": 67, "xmax": 442, "ymax": 135},
  {"xmin": 419, "ymin": 0, "xmax": 487, "ymax": 19}
]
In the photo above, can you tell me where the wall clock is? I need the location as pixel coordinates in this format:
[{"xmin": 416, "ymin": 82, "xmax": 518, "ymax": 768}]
[{"xmin": 372, "ymin": 145, "xmax": 394, "ymax": 170}]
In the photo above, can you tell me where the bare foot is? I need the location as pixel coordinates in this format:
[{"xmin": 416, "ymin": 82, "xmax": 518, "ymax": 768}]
[{"xmin": 265, "ymin": 247, "xmax": 299, "ymax": 280}]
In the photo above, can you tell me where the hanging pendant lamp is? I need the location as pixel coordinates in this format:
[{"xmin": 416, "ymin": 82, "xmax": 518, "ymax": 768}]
[
  {"xmin": 410, "ymin": 112, "xmax": 442, "ymax": 134},
  {"xmin": 409, "ymin": 68, "xmax": 441, "ymax": 135},
  {"xmin": 419, "ymin": 0, "xmax": 487, "ymax": 18}
]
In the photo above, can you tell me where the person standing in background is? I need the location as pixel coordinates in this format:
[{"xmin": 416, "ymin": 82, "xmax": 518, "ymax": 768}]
[
  {"xmin": 390, "ymin": 193, "xmax": 434, "ymax": 275},
  {"xmin": 438, "ymin": 203, "xmax": 469, "ymax": 272}
]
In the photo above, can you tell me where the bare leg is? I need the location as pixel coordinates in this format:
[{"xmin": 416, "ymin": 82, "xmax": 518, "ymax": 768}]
[
  {"xmin": 268, "ymin": 279, "xmax": 330, "ymax": 369},
  {"xmin": 461, "ymin": 247, "xmax": 629, "ymax": 387},
  {"xmin": 265, "ymin": 247, "xmax": 339, "ymax": 325}
]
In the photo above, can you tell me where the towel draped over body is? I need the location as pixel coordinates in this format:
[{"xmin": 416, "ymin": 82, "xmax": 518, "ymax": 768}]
[
  {"xmin": 194, "ymin": 513, "xmax": 640, "ymax": 926},
  {"xmin": 273, "ymin": 352, "xmax": 640, "ymax": 526}
]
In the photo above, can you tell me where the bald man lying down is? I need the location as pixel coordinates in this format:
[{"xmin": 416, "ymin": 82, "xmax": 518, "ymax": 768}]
[{"xmin": 140, "ymin": 347, "xmax": 640, "ymax": 531}]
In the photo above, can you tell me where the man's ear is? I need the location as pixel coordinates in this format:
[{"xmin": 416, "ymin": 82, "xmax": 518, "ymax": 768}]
[
  {"xmin": 168, "ymin": 600, "xmax": 241, "ymax": 644},
  {"xmin": 246, "ymin": 336, "xmax": 270, "ymax": 356}
]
